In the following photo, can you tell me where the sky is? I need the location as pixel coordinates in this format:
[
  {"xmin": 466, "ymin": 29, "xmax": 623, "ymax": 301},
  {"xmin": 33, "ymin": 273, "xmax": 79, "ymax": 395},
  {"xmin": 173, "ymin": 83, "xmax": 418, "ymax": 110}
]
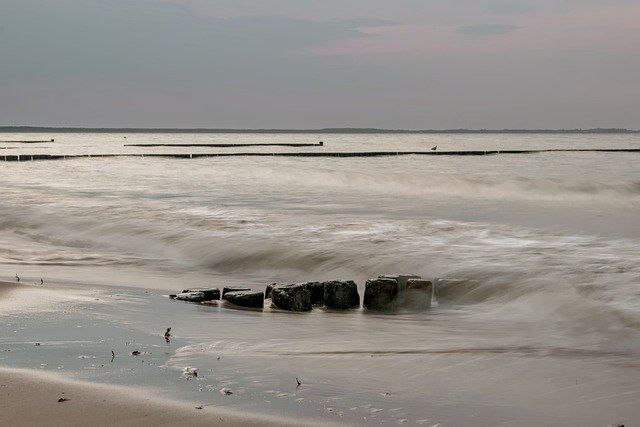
[{"xmin": 1, "ymin": 0, "xmax": 639, "ymax": 129}]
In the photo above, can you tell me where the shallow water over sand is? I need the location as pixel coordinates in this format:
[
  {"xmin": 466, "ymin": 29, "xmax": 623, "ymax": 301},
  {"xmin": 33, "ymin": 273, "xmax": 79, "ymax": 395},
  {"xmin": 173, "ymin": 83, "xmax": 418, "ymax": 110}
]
[
  {"xmin": 1, "ymin": 132, "xmax": 639, "ymax": 425},
  {"xmin": 2, "ymin": 284, "xmax": 639, "ymax": 426}
]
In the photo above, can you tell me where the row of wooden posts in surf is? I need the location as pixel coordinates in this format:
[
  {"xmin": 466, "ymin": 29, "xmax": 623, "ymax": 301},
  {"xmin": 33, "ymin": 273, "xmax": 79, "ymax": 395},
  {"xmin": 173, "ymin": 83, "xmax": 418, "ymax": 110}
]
[
  {"xmin": 169, "ymin": 275, "xmax": 434, "ymax": 312},
  {"xmin": 0, "ymin": 139, "xmax": 55, "ymax": 143},
  {"xmin": 0, "ymin": 139, "xmax": 320, "ymax": 147},
  {"xmin": 2, "ymin": 148, "xmax": 640, "ymax": 162}
]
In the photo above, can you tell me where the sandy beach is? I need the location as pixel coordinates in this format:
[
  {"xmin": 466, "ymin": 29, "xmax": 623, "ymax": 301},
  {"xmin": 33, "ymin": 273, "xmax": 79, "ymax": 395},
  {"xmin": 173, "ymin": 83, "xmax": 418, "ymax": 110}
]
[
  {"xmin": 0, "ymin": 280, "xmax": 20, "ymax": 299},
  {"xmin": 0, "ymin": 367, "xmax": 304, "ymax": 427},
  {"xmin": 2, "ymin": 276, "xmax": 639, "ymax": 427},
  {"xmin": 0, "ymin": 281, "xmax": 322, "ymax": 427}
]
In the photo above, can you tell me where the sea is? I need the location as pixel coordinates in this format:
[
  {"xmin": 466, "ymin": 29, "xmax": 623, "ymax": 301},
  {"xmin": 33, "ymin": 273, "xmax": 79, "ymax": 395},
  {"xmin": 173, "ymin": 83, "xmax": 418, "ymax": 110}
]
[{"xmin": 1, "ymin": 132, "xmax": 639, "ymax": 426}]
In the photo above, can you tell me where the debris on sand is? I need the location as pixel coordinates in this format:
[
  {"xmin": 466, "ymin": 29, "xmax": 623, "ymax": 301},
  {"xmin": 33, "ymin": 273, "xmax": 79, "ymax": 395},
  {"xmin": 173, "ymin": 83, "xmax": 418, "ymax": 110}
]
[
  {"xmin": 57, "ymin": 398, "xmax": 69, "ymax": 403},
  {"xmin": 131, "ymin": 351, "xmax": 141, "ymax": 356},
  {"xmin": 183, "ymin": 367, "xmax": 198, "ymax": 379},
  {"xmin": 220, "ymin": 388, "xmax": 233, "ymax": 395}
]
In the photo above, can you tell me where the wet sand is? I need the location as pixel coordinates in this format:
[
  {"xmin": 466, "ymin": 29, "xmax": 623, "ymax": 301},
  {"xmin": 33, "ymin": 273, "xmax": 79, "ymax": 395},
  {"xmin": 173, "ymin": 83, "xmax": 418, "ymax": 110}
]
[
  {"xmin": 2, "ymin": 279, "xmax": 638, "ymax": 426},
  {"xmin": 0, "ymin": 280, "xmax": 20, "ymax": 299},
  {"xmin": 0, "ymin": 281, "xmax": 325, "ymax": 427},
  {"xmin": 0, "ymin": 367, "xmax": 311, "ymax": 426}
]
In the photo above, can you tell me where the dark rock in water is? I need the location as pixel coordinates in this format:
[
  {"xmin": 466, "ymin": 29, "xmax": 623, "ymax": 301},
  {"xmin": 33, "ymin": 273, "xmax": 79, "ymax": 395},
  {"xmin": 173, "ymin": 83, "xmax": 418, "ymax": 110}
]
[
  {"xmin": 403, "ymin": 279, "xmax": 433, "ymax": 310},
  {"xmin": 324, "ymin": 280, "xmax": 360, "ymax": 309},
  {"xmin": 267, "ymin": 282, "xmax": 322, "ymax": 305},
  {"xmin": 174, "ymin": 291, "xmax": 207, "ymax": 303},
  {"xmin": 271, "ymin": 284, "xmax": 312, "ymax": 312},
  {"xmin": 265, "ymin": 283, "xmax": 293, "ymax": 299},
  {"xmin": 223, "ymin": 291, "xmax": 264, "ymax": 308},
  {"xmin": 378, "ymin": 274, "xmax": 420, "ymax": 293},
  {"xmin": 181, "ymin": 288, "xmax": 220, "ymax": 301},
  {"xmin": 303, "ymin": 281, "xmax": 325, "ymax": 305},
  {"xmin": 222, "ymin": 286, "xmax": 251, "ymax": 297},
  {"xmin": 363, "ymin": 278, "xmax": 399, "ymax": 311}
]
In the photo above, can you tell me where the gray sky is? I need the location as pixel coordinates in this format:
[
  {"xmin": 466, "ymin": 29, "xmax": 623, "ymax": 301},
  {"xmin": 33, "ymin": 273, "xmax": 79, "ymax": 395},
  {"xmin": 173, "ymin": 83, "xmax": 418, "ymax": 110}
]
[{"xmin": 1, "ymin": 0, "xmax": 639, "ymax": 129}]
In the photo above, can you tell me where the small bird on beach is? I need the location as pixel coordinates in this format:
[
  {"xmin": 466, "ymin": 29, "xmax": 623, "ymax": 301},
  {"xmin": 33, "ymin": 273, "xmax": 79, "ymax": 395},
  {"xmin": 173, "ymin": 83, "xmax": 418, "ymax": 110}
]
[
  {"xmin": 15, "ymin": 274, "xmax": 19, "ymax": 282},
  {"xmin": 40, "ymin": 278, "xmax": 44, "ymax": 285},
  {"xmin": 164, "ymin": 327, "xmax": 172, "ymax": 343},
  {"xmin": 296, "ymin": 377, "xmax": 302, "ymax": 387},
  {"xmin": 431, "ymin": 145, "xmax": 437, "ymax": 151}
]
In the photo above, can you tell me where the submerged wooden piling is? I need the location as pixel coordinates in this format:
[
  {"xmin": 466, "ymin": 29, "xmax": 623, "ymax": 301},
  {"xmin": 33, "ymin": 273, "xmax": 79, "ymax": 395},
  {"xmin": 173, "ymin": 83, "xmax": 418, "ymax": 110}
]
[
  {"xmin": 1, "ymin": 148, "xmax": 639, "ymax": 162},
  {"xmin": 0, "ymin": 139, "xmax": 54, "ymax": 143},
  {"xmin": 124, "ymin": 142, "xmax": 324, "ymax": 147}
]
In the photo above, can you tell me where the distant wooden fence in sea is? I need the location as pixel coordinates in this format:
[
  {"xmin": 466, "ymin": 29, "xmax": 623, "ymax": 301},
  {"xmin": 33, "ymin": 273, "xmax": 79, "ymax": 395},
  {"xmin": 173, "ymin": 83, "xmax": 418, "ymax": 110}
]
[
  {"xmin": 2, "ymin": 148, "xmax": 640, "ymax": 162},
  {"xmin": 0, "ymin": 139, "xmax": 55, "ymax": 143},
  {"xmin": 124, "ymin": 142, "xmax": 324, "ymax": 147}
]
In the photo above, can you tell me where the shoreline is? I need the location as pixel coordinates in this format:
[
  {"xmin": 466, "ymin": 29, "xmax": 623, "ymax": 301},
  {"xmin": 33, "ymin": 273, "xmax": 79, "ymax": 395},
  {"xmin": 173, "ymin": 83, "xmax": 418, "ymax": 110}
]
[
  {"xmin": 2, "ymin": 279, "xmax": 638, "ymax": 426},
  {"xmin": 0, "ymin": 280, "xmax": 20, "ymax": 299},
  {"xmin": 0, "ymin": 367, "xmax": 308, "ymax": 427},
  {"xmin": 0, "ymin": 280, "xmax": 330, "ymax": 427}
]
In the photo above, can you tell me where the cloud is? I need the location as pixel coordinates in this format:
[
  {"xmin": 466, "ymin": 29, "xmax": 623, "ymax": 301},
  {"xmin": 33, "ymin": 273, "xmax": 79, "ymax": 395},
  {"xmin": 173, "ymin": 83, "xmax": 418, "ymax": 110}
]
[
  {"xmin": 0, "ymin": 1, "xmax": 382, "ymax": 83},
  {"xmin": 456, "ymin": 24, "xmax": 522, "ymax": 36},
  {"xmin": 485, "ymin": 1, "xmax": 532, "ymax": 15},
  {"xmin": 340, "ymin": 18, "xmax": 394, "ymax": 28},
  {"xmin": 1, "ymin": 0, "xmax": 639, "ymax": 128}
]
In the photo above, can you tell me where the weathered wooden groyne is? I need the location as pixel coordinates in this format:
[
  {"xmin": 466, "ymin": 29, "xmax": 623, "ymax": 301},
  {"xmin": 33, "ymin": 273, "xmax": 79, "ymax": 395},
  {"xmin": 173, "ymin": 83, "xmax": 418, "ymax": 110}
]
[
  {"xmin": 0, "ymin": 139, "xmax": 54, "ymax": 143},
  {"xmin": 124, "ymin": 142, "xmax": 324, "ymax": 147},
  {"xmin": 170, "ymin": 274, "xmax": 433, "ymax": 312},
  {"xmin": 1, "ymin": 148, "xmax": 639, "ymax": 162}
]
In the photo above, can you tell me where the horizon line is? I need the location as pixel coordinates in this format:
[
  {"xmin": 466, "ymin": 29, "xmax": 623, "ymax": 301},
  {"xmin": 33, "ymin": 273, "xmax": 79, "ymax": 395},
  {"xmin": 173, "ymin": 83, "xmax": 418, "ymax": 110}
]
[{"xmin": 1, "ymin": 126, "xmax": 639, "ymax": 134}]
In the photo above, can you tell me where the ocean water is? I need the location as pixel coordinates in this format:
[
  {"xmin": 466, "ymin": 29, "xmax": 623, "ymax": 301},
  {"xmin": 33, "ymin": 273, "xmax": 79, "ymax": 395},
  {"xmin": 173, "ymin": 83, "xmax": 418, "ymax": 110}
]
[{"xmin": 1, "ymin": 132, "xmax": 639, "ymax": 426}]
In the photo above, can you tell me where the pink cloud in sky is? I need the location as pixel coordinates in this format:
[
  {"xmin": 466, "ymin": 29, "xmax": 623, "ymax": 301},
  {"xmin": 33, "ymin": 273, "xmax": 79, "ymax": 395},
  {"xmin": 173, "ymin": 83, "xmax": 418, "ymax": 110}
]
[
  {"xmin": 299, "ymin": 2, "xmax": 640, "ymax": 59},
  {"xmin": 299, "ymin": 24, "xmax": 453, "ymax": 57}
]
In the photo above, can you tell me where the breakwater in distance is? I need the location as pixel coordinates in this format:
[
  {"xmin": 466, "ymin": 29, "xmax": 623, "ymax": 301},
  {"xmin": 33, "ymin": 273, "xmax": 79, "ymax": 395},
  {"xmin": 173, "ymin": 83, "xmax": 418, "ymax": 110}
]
[
  {"xmin": 124, "ymin": 142, "xmax": 323, "ymax": 147},
  {"xmin": 2, "ymin": 148, "xmax": 640, "ymax": 162},
  {"xmin": 0, "ymin": 139, "xmax": 54, "ymax": 143}
]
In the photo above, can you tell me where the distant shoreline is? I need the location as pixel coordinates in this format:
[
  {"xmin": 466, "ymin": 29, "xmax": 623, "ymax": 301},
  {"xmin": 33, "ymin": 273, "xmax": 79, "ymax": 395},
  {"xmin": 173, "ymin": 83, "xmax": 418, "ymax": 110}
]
[{"xmin": 1, "ymin": 127, "xmax": 638, "ymax": 134}]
